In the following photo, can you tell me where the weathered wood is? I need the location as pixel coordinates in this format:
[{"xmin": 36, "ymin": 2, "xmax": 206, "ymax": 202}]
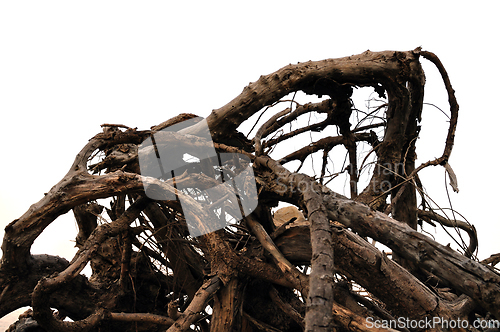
[
  {"xmin": 1, "ymin": 49, "xmax": 491, "ymax": 332},
  {"xmin": 275, "ymin": 224, "xmax": 469, "ymax": 326},
  {"xmin": 322, "ymin": 194, "xmax": 500, "ymax": 317},
  {"xmin": 210, "ymin": 278, "xmax": 242, "ymax": 332}
]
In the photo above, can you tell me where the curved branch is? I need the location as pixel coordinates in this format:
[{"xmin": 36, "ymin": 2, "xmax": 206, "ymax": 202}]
[
  {"xmin": 182, "ymin": 50, "xmax": 424, "ymax": 138},
  {"xmin": 0, "ymin": 255, "xmax": 96, "ymax": 320},
  {"xmin": 254, "ymin": 107, "xmax": 292, "ymax": 155},
  {"xmin": 420, "ymin": 50, "xmax": 459, "ymax": 164},
  {"xmin": 0, "ymin": 128, "xmax": 149, "ymax": 271},
  {"xmin": 387, "ymin": 50, "xmax": 461, "ymax": 204},
  {"xmin": 278, "ymin": 132, "xmax": 374, "ymax": 165},
  {"xmin": 1, "ymin": 171, "xmax": 147, "ymax": 270},
  {"xmin": 418, "ymin": 209, "xmax": 477, "ymax": 258},
  {"xmin": 255, "ymin": 99, "xmax": 334, "ymax": 155},
  {"xmin": 31, "ymin": 198, "xmax": 150, "ymax": 331}
]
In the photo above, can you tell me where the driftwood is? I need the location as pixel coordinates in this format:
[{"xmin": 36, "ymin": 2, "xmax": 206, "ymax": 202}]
[{"xmin": 1, "ymin": 49, "xmax": 497, "ymax": 332}]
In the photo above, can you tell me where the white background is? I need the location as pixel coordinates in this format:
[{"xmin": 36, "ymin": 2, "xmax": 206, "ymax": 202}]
[{"xmin": 0, "ymin": 1, "xmax": 498, "ymax": 328}]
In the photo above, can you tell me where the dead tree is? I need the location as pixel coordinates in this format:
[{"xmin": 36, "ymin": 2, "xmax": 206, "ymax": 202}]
[{"xmin": 1, "ymin": 49, "xmax": 499, "ymax": 332}]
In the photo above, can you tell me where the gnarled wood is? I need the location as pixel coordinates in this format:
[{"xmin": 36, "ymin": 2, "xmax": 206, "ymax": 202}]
[{"xmin": 2, "ymin": 49, "xmax": 494, "ymax": 332}]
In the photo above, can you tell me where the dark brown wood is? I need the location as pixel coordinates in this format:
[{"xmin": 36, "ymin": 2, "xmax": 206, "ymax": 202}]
[{"xmin": 2, "ymin": 49, "xmax": 494, "ymax": 332}]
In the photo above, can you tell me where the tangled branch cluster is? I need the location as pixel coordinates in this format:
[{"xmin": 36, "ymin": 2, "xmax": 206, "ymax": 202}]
[{"xmin": 1, "ymin": 49, "xmax": 499, "ymax": 332}]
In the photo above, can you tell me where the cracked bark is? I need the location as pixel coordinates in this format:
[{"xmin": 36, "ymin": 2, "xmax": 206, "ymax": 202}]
[{"xmin": 2, "ymin": 49, "xmax": 495, "ymax": 332}]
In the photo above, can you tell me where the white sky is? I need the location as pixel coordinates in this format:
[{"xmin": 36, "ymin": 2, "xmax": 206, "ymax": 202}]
[{"xmin": 0, "ymin": 1, "xmax": 498, "ymax": 328}]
